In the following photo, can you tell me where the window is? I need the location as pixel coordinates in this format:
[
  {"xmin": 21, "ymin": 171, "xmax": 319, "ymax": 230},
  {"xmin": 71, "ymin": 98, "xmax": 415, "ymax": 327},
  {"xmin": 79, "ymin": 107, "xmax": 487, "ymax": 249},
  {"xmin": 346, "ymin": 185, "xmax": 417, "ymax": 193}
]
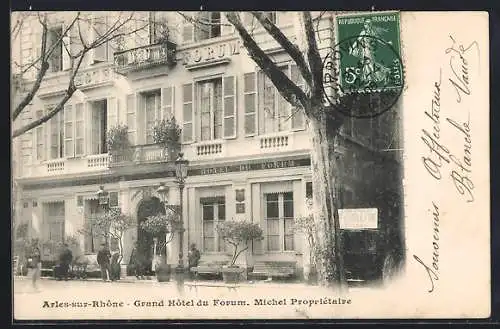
[
  {"xmin": 183, "ymin": 77, "xmax": 236, "ymax": 142},
  {"xmin": 254, "ymin": 64, "xmax": 305, "ymax": 135},
  {"xmin": 183, "ymin": 12, "xmax": 221, "ymax": 43},
  {"xmin": 45, "ymin": 202, "xmax": 65, "ymax": 242},
  {"xmin": 201, "ymin": 197, "xmax": 226, "ymax": 252},
  {"xmin": 242, "ymin": 12, "xmax": 277, "ymax": 26},
  {"xmin": 90, "ymin": 100, "xmax": 107, "ymax": 154},
  {"xmin": 265, "ymin": 192, "xmax": 294, "ymax": 251},
  {"xmin": 92, "ymin": 15, "xmax": 109, "ymax": 63},
  {"xmin": 199, "ymin": 79, "xmax": 223, "ymax": 141},
  {"xmin": 143, "ymin": 91, "xmax": 162, "ymax": 144},
  {"xmin": 47, "ymin": 26, "xmax": 63, "ymax": 72},
  {"xmin": 49, "ymin": 109, "xmax": 64, "ymax": 159},
  {"xmin": 149, "ymin": 12, "xmax": 168, "ymax": 44},
  {"xmin": 243, "ymin": 72, "xmax": 257, "ymax": 135}
]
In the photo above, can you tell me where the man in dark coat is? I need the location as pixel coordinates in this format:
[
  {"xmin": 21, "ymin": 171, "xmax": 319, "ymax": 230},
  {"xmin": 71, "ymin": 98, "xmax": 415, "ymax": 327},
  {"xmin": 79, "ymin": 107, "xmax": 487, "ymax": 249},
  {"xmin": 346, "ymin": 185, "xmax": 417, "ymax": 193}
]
[
  {"xmin": 188, "ymin": 243, "xmax": 201, "ymax": 279},
  {"xmin": 129, "ymin": 241, "xmax": 146, "ymax": 280},
  {"xmin": 97, "ymin": 243, "xmax": 111, "ymax": 281},
  {"xmin": 58, "ymin": 243, "xmax": 73, "ymax": 280}
]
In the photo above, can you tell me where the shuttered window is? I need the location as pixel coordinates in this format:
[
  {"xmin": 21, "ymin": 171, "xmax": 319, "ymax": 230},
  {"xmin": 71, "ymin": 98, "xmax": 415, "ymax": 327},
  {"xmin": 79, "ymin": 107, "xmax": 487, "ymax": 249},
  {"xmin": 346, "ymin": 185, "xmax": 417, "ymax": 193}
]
[
  {"xmin": 182, "ymin": 83, "xmax": 194, "ymax": 143},
  {"xmin": 243, "ymin": 72, "xmax": 257, "ymax": 136}
]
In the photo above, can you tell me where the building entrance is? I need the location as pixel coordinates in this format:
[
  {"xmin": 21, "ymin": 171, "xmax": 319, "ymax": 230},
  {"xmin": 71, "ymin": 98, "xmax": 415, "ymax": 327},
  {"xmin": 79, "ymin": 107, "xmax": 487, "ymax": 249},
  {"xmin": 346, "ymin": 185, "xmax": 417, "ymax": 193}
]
[{"xmin": 136, "ymin": 197, "xmax": 165, "ymax": 274}]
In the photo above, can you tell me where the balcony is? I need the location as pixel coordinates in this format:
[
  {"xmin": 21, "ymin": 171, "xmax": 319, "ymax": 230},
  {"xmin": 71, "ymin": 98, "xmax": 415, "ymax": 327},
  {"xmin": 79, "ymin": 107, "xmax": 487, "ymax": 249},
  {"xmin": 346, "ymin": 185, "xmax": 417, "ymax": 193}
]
[
  {"xmin": 113, "ymin": 41, "xmax": 177, "ymax": 75},
  {"xmin": 109, "ymin": 144, "xmax": 178, "ymax": 168}
]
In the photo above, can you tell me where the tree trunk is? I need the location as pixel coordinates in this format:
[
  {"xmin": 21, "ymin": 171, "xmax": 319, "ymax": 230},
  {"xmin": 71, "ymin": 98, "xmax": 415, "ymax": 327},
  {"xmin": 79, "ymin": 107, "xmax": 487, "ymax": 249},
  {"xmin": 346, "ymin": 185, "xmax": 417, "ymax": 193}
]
[{"xmin": 308, "ymin": 109, "xmax": 347, "ymax": 291}]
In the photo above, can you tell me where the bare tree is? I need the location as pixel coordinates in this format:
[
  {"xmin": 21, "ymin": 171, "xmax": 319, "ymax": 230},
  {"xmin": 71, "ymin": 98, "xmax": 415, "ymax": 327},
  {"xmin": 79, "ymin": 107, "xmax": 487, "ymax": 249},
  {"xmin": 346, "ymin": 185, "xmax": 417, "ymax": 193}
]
[
  {"xmin": 11, "ymin": 12, "xmax": 150, "ymax": 138},
  {"xmin": 222, "ymin": 12, "xmax": 349, "ymax": 289}
]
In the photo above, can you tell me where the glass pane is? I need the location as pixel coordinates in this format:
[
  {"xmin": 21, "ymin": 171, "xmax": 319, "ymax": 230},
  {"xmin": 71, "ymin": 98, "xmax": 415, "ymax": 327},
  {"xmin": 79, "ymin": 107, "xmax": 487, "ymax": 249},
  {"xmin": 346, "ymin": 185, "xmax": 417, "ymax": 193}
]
[
  {"xmin": 266, "ymin": 218, "xmax": 279, "ymax": 234},
  {"xmin": 223, "ymin": 76, "xmax": 234, "ymax": 95},
  {"xmin": 223, "ymin": 117, "xmax": 233, "ymax": 137},
  {"xmin": 284, "ymin": 200, "xmax": 294, "ymax": 218},
  {"xmin": 75, "ymin": 122, "xmax": 83, "ymax": 138},
  {"xmin": 183, "ymin": 84, "xmax": 193, "ymax": 102},
  {"xmin": 218, "ymin": 236, "xmax": 226, "ymax": 252},
  {"xmin": 201, "ymin": 127, "xmax": 211, "ymax": 141},
  {"xmin": 284, "ymin": 235, "xmax": 294, "ymax": 251},
  {"xmin": 65, "ymin": 140, "xmax": 74, "ymax": 155},
  {"xmin": 203, "ymin": 237, "xmax": 214, "ymax": 252},
  {"xmin": 203, "ymin": 221, "xmax": 214, "ymax": 238},
  {"xmin": 218, "ymin": 203, "xmax": 225, "ymax": 220},
  {"xmin": 75, "ymin": 139, "xmax": 84, "ymax": 155},
  {"xmin": 183, "ymin": 104, "xmax": 192, "ymax": 121},
  {"xmin": 267, "ymin": 236, "xmax": 279, "ymax": 251},
  {"xmin": 266, "ymin": 198, "xmax": 279, "ymax": 218},
  {"xmin": 182, "ymin": 123, "xmax": 192, "ymax": 142},
  {"xmin": 75, "ymin": 104, "xmax": 83, "ymax": 119},
  {"xmin": 214, "ymin": 125, "xmax": 222, "ymax": 139},
  {"xmin": 244, "ymin": 94, "xmax": 255, "ymax": 114},
  {"xmin": 203, "ymin": 204, "xmax": 214, "ymax": 221},
  {"xmin": 245, "ymin": 113, "xmax": 256, "ymax": 135},
  {"xmin": 244, "ymin": 72, "xmax": 255, "ymax": 93},
  {"xmin": 65, "ymin": 122, "xmax": 73, "ymax": 138},
  {"xmin": 284, "ymin": 218, "xmax": 294, "ymax": 234}
]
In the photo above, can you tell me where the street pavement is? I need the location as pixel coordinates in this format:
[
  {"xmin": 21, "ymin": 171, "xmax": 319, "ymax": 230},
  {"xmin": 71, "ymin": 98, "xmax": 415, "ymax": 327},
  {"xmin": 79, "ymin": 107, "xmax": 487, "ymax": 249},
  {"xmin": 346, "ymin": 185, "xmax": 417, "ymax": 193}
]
[{"xmin": 13, "ymin": 276, "xmax": 388, "ymax": 320}]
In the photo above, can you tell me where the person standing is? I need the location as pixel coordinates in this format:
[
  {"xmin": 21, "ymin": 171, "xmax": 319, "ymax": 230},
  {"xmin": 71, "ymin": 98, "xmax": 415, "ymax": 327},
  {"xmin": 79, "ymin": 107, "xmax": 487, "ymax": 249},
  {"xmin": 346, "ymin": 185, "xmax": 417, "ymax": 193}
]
[
  {"xmin": 97, "ymin": 243, "xmax": 111, "ymax": 282},
  {"xmin": 188, "ymin": 243, "xmax": 201, "ymax": 279},
  {"xmin": 28, "ymin": 241, "xmax": 41, "ymax": 291},
  {"xmin": 129, "ymin": 241, "xmax": 145, "ymax": 280},
  {"xmin": 58, "ymin": 243, "xmax": 73, "ymax": 280}
]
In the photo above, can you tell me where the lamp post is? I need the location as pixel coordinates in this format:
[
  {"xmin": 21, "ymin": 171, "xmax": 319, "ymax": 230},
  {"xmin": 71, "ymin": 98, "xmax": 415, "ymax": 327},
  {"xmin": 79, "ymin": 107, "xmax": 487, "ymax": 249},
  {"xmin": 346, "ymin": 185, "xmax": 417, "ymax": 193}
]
[
  {"xmin": 174, "ymin": 153, "xmax": 188, "ymax": 272},
  {"xmin": 96, "ymin": 185, "xmax": 110, "ymax": 247}
]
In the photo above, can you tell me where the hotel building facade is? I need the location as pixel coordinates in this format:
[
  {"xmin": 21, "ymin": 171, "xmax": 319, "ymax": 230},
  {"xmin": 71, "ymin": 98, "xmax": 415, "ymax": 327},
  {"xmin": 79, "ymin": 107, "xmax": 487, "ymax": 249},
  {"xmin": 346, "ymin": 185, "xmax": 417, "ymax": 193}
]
[{"xmin": 12, "ymin": 11, "xmax": 404, "ymax": 278}]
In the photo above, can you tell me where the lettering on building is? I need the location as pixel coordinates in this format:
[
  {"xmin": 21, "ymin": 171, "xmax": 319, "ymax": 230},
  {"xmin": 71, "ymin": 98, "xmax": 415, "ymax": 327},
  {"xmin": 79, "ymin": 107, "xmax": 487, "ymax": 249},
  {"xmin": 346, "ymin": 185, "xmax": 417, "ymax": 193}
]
[{"xmin": 182, "ymin": 40, "xmax": 241, "ymax": 67}]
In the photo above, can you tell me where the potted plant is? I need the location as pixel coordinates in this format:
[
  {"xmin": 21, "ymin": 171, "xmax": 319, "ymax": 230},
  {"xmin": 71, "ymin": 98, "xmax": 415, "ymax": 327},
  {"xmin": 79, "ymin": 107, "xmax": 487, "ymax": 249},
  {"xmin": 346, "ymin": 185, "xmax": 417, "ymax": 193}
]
[
  {"xmin": 140, "ymin": 208, "xmax": 179, "ymax": 282},
  {"xmin": 294, "ymin": 213, "xmax": 319, "ymax": 285},
  {"xmin": 216, "ymin": 220, "xmax": 264, "ymax": 284},
  {"xmin": 152, "ymin": 117, "xmax": 181, "ymax": 161},
  {"xmin": 106, "ymin": 124, "xmax": 131, "ymax": 162},
  {"xmin": 78, "ymin": 208, "xmax": 135, "ymax": 280}
]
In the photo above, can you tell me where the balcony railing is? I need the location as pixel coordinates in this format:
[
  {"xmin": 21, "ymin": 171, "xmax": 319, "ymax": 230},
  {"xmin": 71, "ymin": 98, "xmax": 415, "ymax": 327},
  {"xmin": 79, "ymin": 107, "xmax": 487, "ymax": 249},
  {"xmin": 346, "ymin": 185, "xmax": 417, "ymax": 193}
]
[
  {"xmin": 109, "ymin": 144, "xmax": 178, "ymax": 167},
  {"xmin": 113, "ymin": 41, "xmax": 177, "ymax": 75}
]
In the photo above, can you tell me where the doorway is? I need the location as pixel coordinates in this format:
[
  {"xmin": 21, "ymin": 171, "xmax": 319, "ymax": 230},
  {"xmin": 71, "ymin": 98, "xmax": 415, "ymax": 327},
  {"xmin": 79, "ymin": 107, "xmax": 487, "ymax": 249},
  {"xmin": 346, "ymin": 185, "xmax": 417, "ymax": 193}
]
[{"xmin": 136, "ymin": 197, "xmax": 165, "ymax": 274}]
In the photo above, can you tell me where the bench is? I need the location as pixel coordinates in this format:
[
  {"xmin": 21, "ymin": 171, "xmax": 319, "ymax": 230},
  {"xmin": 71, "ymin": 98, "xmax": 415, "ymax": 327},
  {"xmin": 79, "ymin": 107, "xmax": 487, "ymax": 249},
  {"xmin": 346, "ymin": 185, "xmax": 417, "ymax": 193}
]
[
  {"xmin": 185, "ymin": 282, "xmax": 239, "ymax": 292},
  {"xmin": 249, "ymin": 261, "xmax": 297, "ymax": 280},
  {"xmin": 190, "ymin": 261, "xmax": 229, "ymax": 280}
]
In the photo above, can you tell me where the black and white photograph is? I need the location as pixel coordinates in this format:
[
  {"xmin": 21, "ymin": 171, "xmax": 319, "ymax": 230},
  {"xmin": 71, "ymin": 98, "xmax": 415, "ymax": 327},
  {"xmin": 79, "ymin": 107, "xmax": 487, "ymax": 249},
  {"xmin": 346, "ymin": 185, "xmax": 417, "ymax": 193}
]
[{"xmin": 11, "ymin": 10, "xmax": 490, "ymax": 320}]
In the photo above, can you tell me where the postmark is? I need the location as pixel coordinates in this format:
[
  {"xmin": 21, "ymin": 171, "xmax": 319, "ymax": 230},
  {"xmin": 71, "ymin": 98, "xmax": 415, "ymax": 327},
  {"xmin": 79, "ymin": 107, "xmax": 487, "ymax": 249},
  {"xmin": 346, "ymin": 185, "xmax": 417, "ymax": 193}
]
[{"xmin": 322, "ymin": 11, "xmax": 404, "ymax": 118}]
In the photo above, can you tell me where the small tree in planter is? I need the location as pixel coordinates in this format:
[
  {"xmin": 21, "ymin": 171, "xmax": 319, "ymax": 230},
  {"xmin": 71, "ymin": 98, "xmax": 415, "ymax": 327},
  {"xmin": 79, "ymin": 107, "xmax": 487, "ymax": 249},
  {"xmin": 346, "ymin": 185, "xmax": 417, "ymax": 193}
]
[
  {"xmin": 140, "ymin": 208, "xmax": 180, "ymax": 282},
  {"xmin": 216, "ymin": 220, "xmax": 264, "ymax": 283},
  {"xmin": 294, "ymin": 213, "xmax": 319, "ymax": 285},
  {"xmin": 106, "ymin": 124, "xmax": 131, "ymax": 161},
  {"xmin": 152, "ymin": 117, "xmax": 182, "ymax": 161},
  {"xmin": 78, "ymin": 208, "xmax": 135, "ymax": 280}
]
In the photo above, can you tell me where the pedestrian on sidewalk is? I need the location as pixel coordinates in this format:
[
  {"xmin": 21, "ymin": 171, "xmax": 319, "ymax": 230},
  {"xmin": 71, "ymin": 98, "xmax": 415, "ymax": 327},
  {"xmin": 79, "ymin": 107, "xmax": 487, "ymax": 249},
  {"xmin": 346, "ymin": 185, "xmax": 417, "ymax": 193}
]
[
  {"xmin": 57, "ymin": 243, "xmax": 73, "ymax": 280},
  {"xmin": 129, "ymin": 241, "xmax": 145, "ymax": 280},
  {"xmin": 188, "ymin": 243, "xmax": 200, "ymax": 279},
  {"xmin": 97, "ymin": 243, "xmax": 111, "ymax": 282},
  {"xmin": 28, "ymin": 240, "xmax": 41, "ymax": 291}
]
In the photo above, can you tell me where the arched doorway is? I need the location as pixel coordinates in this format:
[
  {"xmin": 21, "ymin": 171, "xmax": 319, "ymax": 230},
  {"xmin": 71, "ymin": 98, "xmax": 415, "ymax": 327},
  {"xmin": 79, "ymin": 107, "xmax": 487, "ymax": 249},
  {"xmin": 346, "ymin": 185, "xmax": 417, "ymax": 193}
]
[{"xmin": 136, "ymin": 197, "xmax": 165, "ymax": 275}]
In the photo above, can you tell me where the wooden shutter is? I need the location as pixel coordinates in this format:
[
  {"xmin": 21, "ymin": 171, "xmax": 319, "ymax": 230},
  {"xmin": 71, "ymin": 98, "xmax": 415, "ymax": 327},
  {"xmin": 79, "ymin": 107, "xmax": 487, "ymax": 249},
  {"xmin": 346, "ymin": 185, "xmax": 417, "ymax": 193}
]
[
  {"xmin": 290, "ymin": 64, "xmax": 305, "ymax": 130},
  {"xmin": 62, "ymin": 24, "xmax": 71, "ymax": 71},
  {"xmin": 107, "ymin": 96, "xmax": 118, "ymax": 128},
  {"xmin": 136, "ymin": 94, "xmax": 145, "ymax": 145},
  {"xmin": 126, "ymin": 94, "xmax": 137, "ymax": 145},
  {"xmin": 182, "ymin": 83, "xmax": 194, "ymax": 143},
  {"xmin": 73, "ymin": 102, "xmax": 85, "ymax": 156},
  {"xmin": 220, "ymin": 12, "xmax": 234, "ymax": 36},
  {"xmin": 243, "ymin": 72, "xmax": 257, "ymax": 136},
  {"xmin": 161, "ymin": 86, "xmax": 174, "ymax": 119},
  {"xmin": 64, "ymin": 105, "xmax": 74, "ymax": 157},
  {"xmin": 222, "ymin": 76, "xmax": 237, "ymax": 138},
  {"xmin": 182, "ymin": 13, "xmax": 194, "ymax": 44}
]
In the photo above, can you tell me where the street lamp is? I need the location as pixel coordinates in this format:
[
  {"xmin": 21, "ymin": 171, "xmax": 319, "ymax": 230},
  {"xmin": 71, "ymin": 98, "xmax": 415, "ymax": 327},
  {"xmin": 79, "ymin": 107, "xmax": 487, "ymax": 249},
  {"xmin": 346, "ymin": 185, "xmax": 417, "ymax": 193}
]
[
  {"xmin": 174, "ymin": 152, "xmax": 188, "ymax": 272},
  {"xmin": 96, "ymin": 185, "xmax": 110, "ymax": 247}
]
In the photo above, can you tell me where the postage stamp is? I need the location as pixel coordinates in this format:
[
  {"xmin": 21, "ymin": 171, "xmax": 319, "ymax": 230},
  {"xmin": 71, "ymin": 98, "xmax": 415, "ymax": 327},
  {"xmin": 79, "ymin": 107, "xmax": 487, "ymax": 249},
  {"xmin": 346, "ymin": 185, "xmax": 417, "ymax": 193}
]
[{"xmin": 322, "ymin": 11, "xmax": 404, "ymax": 118}]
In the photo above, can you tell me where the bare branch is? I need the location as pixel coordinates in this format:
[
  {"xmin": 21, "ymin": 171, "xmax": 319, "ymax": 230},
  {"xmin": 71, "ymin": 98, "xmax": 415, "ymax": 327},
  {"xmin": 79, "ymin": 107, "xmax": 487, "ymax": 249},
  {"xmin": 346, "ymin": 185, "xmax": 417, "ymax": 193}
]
[
  {"xmin": 302, "ymin": 12, "xmax": 324, "ymax": 102},
  {"xmin": 226, "ymin": 12, "xmax": 309, "ymax": 111},
  {"xmin": 251, "ymin": 11, "xmax": 313, "ymax": 89}
]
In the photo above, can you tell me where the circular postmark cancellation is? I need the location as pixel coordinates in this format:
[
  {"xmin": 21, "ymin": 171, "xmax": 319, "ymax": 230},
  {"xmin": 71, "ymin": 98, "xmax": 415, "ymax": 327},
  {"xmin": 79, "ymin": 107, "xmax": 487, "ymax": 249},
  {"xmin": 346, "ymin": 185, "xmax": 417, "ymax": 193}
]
[{"xmin": 322, "ymin": 34, "xmax": 404, "ymax": 118}]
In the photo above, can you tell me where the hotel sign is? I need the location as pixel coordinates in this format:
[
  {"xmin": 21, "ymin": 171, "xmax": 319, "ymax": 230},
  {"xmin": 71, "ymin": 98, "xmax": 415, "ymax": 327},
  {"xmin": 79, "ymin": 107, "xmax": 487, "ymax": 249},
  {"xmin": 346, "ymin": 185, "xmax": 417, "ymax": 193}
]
[
  {"xmin": 182, "ymin": 40, "xmax": 241, "ymax": 67},
  {"xmin": 339, "ymin": 208, "xmax": 378, "ymax": 230},
  {"xmin": 192, "ymin": 158, "xmax": 310, "ymax": 176}
]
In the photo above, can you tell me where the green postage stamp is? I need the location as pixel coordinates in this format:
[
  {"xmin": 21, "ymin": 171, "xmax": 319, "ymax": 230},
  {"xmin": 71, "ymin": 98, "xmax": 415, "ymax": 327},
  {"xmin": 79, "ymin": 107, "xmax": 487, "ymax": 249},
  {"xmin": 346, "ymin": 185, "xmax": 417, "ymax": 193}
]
[{"xmin": 336, "ymin": 11, "xmax": 403, "ymax": 93}]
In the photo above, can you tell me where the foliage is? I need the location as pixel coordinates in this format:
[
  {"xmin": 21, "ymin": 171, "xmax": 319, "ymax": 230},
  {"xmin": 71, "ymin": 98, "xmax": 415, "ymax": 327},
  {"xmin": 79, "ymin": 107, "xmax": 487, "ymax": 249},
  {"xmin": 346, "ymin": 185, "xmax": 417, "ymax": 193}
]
[
  {"xmin": 216, "ymin": 220, "xmax": 264, "ymax": 266},
  {"xmin": 78, "ymin": 208, "xmax": 135, "ymax": 264},
  {"xmin": 152, "ymin": 117, "xmax": 182, "ymax": 150},
  {"xmin": 140, "ymin": 208, "xmax": 180, "ymax": 263},
  {"xmin": 106, "ymin": 124, "xmax": 131, "ymax": 154},
  {"xmin": 15, "ymin": 222, "xmax": 28, "ymax": 239},
  {"xmin": 294, "ymin": 198, "xmax": 318, "ymax": 267}
]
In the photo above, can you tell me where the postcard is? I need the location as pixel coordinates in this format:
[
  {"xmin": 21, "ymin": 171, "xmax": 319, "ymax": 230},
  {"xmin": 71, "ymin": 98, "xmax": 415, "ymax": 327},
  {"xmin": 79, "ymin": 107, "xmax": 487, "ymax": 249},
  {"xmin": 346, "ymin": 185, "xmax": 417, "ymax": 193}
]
[{"xmin": 11, "ymin": 10, "xmax": 490, "ymax": 320}]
